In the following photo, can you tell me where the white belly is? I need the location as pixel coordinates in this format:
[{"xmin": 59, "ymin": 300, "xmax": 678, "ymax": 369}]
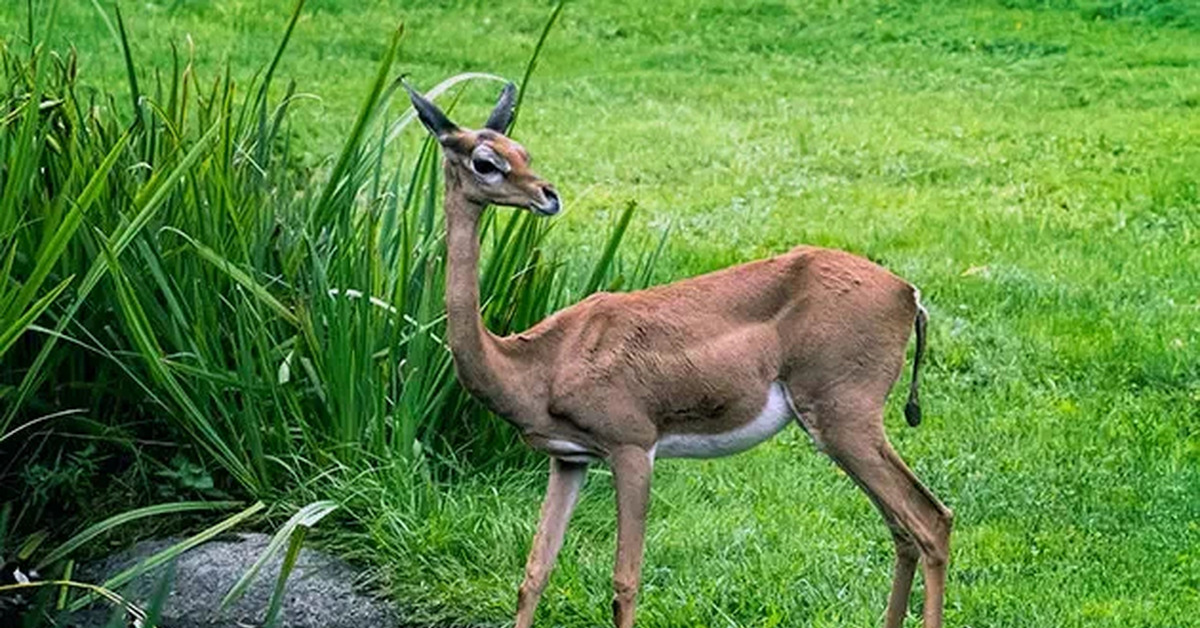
[
  {"xmin": 655, "ymin": 382, "xmax": 795, "ymax": 459},
  {"xmin": 544, "ymin": 438, "xmax": 599, "ymax": 463}
]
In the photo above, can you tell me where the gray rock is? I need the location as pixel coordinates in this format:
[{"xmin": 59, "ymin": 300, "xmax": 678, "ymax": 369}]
[{"xmin": 71, "ymin": 533, "xmax": 398, "ymax": 628}]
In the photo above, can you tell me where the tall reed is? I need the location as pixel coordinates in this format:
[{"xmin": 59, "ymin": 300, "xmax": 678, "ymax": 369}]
[{"xmin": 1, "ymin": 1, "xmax": 655, "ymax": 508}]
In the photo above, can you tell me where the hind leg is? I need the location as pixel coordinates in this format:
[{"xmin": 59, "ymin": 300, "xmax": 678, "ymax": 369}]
[
  {"xmin": 885, "ymin": 533, "xmax": 921, "ymax": 628},
  {"xmin": 802, "ymin": 398, "xmax": 952, "ymax": 628}
]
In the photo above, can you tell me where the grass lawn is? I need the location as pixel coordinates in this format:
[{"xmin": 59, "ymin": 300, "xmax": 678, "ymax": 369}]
[{"xmin": 6, "ymin": 0, "xmax": 1199, "ymax": 626}]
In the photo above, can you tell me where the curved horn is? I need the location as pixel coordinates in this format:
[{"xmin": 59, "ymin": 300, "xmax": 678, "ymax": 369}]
[
  {"xmin": 484, "ymin": 82, "xmax": 518, "ymax": 133},
  {"xmin": 403, "ymin": 79, "xmax": 458, "ymax": 139}
]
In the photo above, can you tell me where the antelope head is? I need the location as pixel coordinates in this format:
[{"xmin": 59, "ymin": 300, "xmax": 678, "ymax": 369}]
[{"xmin": 405, "ymin": 81, "xmax": 561, "ymax": 216}]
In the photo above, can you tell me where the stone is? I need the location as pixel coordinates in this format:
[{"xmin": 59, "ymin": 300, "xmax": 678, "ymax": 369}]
[{"xmin": 70, "ymin": 533, "xmax": 398, "ymax": 628}]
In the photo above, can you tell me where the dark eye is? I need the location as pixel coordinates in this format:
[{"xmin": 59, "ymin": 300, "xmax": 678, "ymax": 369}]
[{"xmin": 472, "ymin": 158, "xmax": 500, "ymax": 176}]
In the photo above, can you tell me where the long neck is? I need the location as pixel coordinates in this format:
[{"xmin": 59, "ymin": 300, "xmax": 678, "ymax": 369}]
[{"xmin": 442, "ymin": 173, "xmax": 521, "ymax": 416}]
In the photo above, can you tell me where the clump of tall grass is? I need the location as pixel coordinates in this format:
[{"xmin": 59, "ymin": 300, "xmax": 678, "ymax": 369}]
[{"xmin": 1, "ymin": 0, "xmax": 654, "ymax": 523}]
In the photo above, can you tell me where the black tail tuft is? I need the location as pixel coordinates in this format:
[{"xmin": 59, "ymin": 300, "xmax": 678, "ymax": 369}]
[
  {"xmin": 904, "ymin": 397, "xmax": 922, "ymax": 427},
  {"xmin": 905, "ymin": 301, "xmax": 928, "ymax": 427}
]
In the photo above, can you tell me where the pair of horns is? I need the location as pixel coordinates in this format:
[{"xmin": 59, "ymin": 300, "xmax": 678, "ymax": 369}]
[{"xmin": 404, "ymin": 79, "xmax": 518, "ymax": 138}]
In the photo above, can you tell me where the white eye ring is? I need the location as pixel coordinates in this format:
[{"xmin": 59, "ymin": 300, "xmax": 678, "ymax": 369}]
[
  {"xmin": 472, "ymin": 157, "xmax": 502, "ymax": 176},
  {"xmin": 470, "ymin": 145, "xmax": 509, "ymax": 184}
]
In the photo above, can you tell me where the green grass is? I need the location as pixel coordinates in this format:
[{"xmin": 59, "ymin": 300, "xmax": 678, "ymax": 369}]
[{"xmin": 4, "ymin": 0, "xmax": 1199, "ymax": 627}]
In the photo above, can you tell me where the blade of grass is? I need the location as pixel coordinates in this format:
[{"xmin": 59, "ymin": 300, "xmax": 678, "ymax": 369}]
[
  {"xmin": 68, "ymin": 501, "xmax": 266, "ymax": 612},
  {"xmin": 1, "ymin": 121, "xmax": 220, "ymax": 435},
  {"xmin": 3, "ymin": 580, "xmax": 146, "ymax": 624},
  {"xmin": 584, "ymin": 200, "xmax": 637, "ymax": 294},
  {"xmin": 218, "ymin": 500, "xmax": 337, "ymax": 612},
  {"xmin": 0, "ymin": 275, "xmax": 71, "ymax": 359},
  {"xmin": 508, "ymin": 0, "xmax": 565, "ymax": 135},
  {"xmin": 56, "ymin": 560, "xmax": 73, "ymax": 610},
  {"xmin": 113, "ymin": 4, "xmax": 142, "ymax": 128},
  {"xmin": 86, "ymin": 0, "xmax": 119, "ymax": 44},
  {"xmin": 98, "ymin": 232, "xmax": 259, "ymax": 490},
  {"xmin": 2, "ymin": 132, "xmax": 129, "ymax": 327},
  {"xmin": 263, "ymin": 526, "xmax": 305, "ymax": 628},
  {"xmin": 165, "ymin": 227, "xmax": 299, "ymax": 327},
  {"xmin": 38, "ymin": 501, "xmax": 242, "ymax": 570},
  {"xmin": 308, "ymin": 24, "xmax": 403, "ymax": 229},
  {"xmin": 254, "ymin": 0, "xmax": 305, "ymax": 111}
]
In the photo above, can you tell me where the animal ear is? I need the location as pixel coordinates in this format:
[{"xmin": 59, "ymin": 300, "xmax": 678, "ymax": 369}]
[
  {"xmin": 403, "ymin": 79, "xmax": 459, "ymax": 142},
  {"xmin": 484, "ymin": 82, "xmax": 517, "ymax": 133}
]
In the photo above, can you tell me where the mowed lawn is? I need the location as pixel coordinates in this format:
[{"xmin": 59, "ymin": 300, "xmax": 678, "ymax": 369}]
[{"xmin": 8, "ymin": 1, "xmax": 1199, "ymax": 626}]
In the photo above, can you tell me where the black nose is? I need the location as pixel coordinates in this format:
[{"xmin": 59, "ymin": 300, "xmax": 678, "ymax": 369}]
[{"xmin": 539, "ymin": 187, "xmax": 561, "ymax": 215}]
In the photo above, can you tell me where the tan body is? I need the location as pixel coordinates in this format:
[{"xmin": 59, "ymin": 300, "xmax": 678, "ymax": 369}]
[
  {"xmin": 498, "ymin": 246, "xmax": 916, "ymax": 461},
  {"xmin": 406, "ymin": 82, "xmax": 953, "ymax": 628}
]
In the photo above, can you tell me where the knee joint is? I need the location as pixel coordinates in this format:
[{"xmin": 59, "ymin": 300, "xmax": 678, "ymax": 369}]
[
  {"xmin": 923, "ymin": 548, "xmax": 949, "ymax": 569},
  {"xmin": 930, "ymin": 504, "xmax": 954, "ymax": 540},
  {"xmin": 891, "ymin": 531, "xmax": 920, "ymax": 560},
  {"xmin": 921, "ymin": 534, "xmax": 950, "ymax": 567},
  {"xmin": 612, "ymin": 578, "xmax": 639, "ymax": 602},
  {"xmin": 519, "ymin": 574, "xmax": 547, "ymax": 598}
]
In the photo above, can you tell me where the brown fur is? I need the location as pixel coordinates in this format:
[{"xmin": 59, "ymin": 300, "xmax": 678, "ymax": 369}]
[
  {"xmin": 497, "ymin": 247, "xmax": 916, "ymax": 450},
  {"xmin": 407, "ymin": 84, "xmax": 952, "ymax": 628}
]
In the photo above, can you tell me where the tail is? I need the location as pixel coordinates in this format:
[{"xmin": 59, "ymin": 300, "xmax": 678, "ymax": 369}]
[{"xmin": 904, "ymin": 298, "xmax": 928, "ymax": 427}]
